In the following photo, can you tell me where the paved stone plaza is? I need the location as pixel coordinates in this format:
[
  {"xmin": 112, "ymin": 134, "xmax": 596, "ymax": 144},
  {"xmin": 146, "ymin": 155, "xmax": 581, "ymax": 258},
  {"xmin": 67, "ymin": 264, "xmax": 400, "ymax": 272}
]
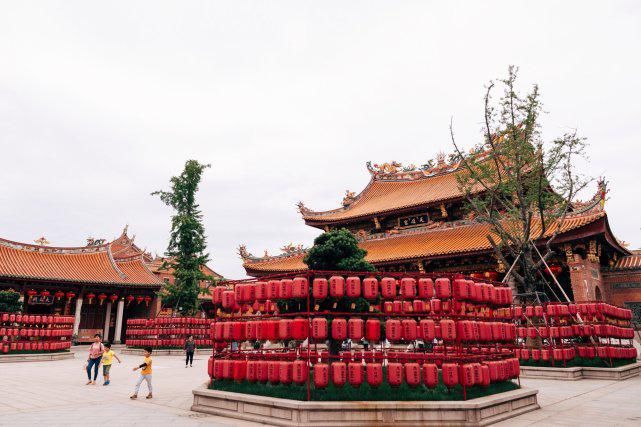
[
  {"xmin": 1, "ymin": 348, "xmax": 640, "ymax": 426},
  {"xmin": 0, "ymin": 348, "xmax": 259, "ymax": 426}
]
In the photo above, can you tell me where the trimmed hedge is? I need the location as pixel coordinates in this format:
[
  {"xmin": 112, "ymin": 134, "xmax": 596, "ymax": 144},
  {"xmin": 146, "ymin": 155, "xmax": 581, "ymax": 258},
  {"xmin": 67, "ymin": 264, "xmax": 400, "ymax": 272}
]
[{"xmin": 210, "ymin": 369, "xmax": 519, "ymax": 401}]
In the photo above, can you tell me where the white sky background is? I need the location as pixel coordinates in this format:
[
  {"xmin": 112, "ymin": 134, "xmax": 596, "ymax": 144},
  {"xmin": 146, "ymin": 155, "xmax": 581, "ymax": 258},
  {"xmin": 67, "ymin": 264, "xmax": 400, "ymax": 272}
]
[{"xmin": 1, "ymin": 1, "xmax": 640, "ymax": 279}]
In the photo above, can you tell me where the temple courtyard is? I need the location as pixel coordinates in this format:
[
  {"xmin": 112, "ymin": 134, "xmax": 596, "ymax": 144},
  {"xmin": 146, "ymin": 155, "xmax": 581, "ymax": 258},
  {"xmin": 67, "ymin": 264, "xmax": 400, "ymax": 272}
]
[{"xmin": 0, "ymin": 347, "xmax": 638, "ymax": 426}]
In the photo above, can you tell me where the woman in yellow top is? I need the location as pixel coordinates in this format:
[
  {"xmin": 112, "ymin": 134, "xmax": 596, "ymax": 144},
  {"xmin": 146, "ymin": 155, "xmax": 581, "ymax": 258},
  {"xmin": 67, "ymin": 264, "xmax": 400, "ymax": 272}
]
[
  {"xmin": 130, "ymin": 346, "xmax": 153, "ymax": 399},
  {"xmin": 101, "ymin": 343, "xmax": 121, "ymax": 386}
]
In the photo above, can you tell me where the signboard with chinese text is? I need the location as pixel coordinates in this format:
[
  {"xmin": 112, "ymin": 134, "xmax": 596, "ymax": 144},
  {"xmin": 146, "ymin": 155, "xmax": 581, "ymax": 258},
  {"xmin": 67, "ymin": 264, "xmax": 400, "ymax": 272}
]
[
  {"xmin": 27, "ymin": 295, "xmax": 54, "ymax": 305},
  {"xmin": 398, "ymin": 213, "xmax": 429, "ymax": 228}
]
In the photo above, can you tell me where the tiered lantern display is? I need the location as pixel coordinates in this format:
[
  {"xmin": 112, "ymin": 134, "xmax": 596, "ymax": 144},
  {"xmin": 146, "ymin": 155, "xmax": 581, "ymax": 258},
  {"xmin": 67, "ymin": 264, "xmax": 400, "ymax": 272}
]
[
  {"xmin": 0, "ymin": 313, "xmax": 74, "ymax": 354},
  {"xmin": 125, "ymin": 317, "xmax": 212, "ymax": 348},
  {"xmin": 207, "ymin": 272, "xmax": 520, "ymax": 401},
  {"xmin": 514, "ymin": 301, "xmax": 637, "ymax": 367}
]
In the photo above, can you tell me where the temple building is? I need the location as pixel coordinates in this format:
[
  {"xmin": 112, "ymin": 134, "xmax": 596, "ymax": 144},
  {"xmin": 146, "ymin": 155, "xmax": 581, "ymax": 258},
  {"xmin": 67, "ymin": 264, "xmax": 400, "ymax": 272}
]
[
  {"xmin": 147, "ymin": 256, "xmax": 222, "ymax": 317},
  {"xmin": 0, "ymin": 227, "xmax": 220, "ymax": 343},
  {"xmin": 240, "ymin": 155, "xmax": 640, "ymax": 320}
]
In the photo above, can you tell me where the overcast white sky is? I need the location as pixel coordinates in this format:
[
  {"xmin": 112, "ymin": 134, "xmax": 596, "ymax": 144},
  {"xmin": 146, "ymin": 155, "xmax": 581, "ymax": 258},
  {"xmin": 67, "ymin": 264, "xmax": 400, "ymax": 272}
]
[{"xmin": 1, "ymin": 1, "xmax": 640, "ymax": 279}]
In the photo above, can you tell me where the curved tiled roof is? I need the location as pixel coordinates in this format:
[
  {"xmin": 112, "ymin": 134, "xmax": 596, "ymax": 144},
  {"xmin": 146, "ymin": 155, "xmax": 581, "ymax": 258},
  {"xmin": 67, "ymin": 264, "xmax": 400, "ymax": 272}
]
[
  {"xmin": 610, "ymin": 251, "xmax": 641, "ymax": 271},
  {"xmin": 301, "ymin": 166, "xmax": 484, "ymax": 225},
  {"xmin": 0, "ymin": 236, "xmax": 163, "ymax": 287},
  {"xmin": 245, "ymin": 211, "xmax": 609, "ymax": 274}
]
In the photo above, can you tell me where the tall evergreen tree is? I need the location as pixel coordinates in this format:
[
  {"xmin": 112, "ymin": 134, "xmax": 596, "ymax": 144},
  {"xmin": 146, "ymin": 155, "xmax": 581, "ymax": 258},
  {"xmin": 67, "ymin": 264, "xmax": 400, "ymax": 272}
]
[{"xmin": 152, "ymin": 160, "xmax": 213, "ymax": 315}]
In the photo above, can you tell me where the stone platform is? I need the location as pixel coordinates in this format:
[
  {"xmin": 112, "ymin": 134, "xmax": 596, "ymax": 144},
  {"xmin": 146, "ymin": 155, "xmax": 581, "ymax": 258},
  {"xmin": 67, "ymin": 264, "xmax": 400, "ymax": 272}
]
[
  {"xmin": 520, "ymin": 361, "xmax": 641, "ymax": 380},
  {"xmin": 191, "ymin": 385, "xmax": 539, "ymax": 427},
  {"xmin": 121, "ymin": 347, "xmax": 212, "ymax": 356},
  {"xmin": 0, "ymin": 351, "xmax": 75, "ymax": 363}
]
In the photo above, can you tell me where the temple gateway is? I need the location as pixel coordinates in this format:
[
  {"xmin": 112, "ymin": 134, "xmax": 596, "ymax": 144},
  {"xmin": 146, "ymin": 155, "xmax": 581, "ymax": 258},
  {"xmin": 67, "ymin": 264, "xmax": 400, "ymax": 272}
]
[{"xmin": 240, "ymin": 156, "xmax": 641, "ymax": 321}]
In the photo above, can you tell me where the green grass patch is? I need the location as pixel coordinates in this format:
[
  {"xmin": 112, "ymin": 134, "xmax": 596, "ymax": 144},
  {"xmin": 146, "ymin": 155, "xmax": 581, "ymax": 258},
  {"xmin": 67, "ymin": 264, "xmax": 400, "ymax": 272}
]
[
  {"xmin": 520, "ymin": 357, "xmax": 636, "ymax": 368},
  {"xmin": 209, "ymin": 370, "xmax": 519, "ymax": 401}
]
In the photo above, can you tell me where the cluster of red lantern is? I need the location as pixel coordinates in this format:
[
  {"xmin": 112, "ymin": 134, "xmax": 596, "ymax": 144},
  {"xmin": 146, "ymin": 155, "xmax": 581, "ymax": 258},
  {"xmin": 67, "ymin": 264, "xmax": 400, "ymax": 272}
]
[
  {"xmin": 212, "ymin": 317, "xmax": 517, "ymax": 344},
  {"xmin": 516, "ymin": 301, "xmax": 637, "ymax": 367},
  {"xmin": 208, "ymin": 355, "xmax": 520, "ymax": 389},
  {"xmin": 125, "ymin": 317, "xmax": 212, "ymax": 348},
  {"xmin": 212, "ymin": 276, "xmax": 513, "ymax": 314},
  {"xmin": 207, "ymin": 272, "xmax": 522, "ymax": 400},
  {"xmin": 1, "ymin": 312, "xmax": 74, "ymax": 354},
  {"xmin": 122, "ymin": 295, "xmax": 151, "ymax": 306},
  {"xmin": 25, "ymin": 290, "xmax": 79, "ymax": 302}
]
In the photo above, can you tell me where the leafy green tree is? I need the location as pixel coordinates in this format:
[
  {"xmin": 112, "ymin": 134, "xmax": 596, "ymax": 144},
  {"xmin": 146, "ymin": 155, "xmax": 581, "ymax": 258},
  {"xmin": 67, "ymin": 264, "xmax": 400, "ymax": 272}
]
[
  {"xmin": 0, "ymin": 290, "xmax": 22, "ymax": 313},
  {"xmin": 451, "ymin": 67, "xmax": 589, "ymax": 298},
  {"xmin": 303, "ymin": 228, "xmax": 375, "ymax": 354},
  {"xmin": 303, "ymin": 228, "xmax": 375, "ymax": 272},
  {"xmin": 152, "ymin": 160, "xmax": 213, "ymax": 315}
]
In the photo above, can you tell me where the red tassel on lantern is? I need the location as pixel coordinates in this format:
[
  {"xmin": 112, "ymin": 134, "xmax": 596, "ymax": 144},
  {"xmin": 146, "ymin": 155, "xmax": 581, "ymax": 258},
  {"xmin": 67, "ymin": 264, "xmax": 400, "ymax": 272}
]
[{"xmin": 98, "ymin": 293, "xmax": 107, "ymax": 305}]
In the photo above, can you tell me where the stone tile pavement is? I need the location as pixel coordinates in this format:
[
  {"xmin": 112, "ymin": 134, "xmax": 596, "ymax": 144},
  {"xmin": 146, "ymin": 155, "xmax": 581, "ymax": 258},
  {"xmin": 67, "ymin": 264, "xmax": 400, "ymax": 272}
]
[
  {"xmin": 1, "ymin": 346, "xmax": 640, "ymax": 426},
  {"xmin": 495, "ymin": 375, "xmax": 641, "ymax": 426},
  {"xmin": 0, "ymin": 347, "xmax": 260, "ymax": 426}
]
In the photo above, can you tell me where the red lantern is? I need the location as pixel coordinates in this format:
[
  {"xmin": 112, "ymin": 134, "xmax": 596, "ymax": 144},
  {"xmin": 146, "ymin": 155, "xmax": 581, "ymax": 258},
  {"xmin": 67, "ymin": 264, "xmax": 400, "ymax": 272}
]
[
  {"xmin": 54, "ymin": 290, "xmax": 65, "ymax": 301},
  {"xmin": 135, "ymin": 296, "xmax": 144, "ymax": 304},
  {"xmin": 314, "ymin": 363, "xmax": 330, "ymax": 388},
  {"xmin": 405, "ymin": 363, "xmax": 421, "ymax": 387},
  {"xmin": 293, "ymin": 360, "xmax": 308, "ymax": 385},
  {"xmin": 126, "ymin": 295, "xmax": 135, "ymax": 305},
  {"xmin": 40, "ymin": 289, "xmax": 51, "ymax": 297},
  {"xmin": 348, "ymin": 362, "xmax": 363, "ymax": 387},
  {"xmin": 365, "ymin": 319, "xmax": 381, "ymax": 342},
  {"xmin": 109, "ymin": 294, "xmax": 118, "ymax": 303},
  {"xmin": 86, "ymin": 293, "xmax": 96, "ymax": 304},
  {"xmin": 363, "ymin": 277, "xmax": 378, "ymax": 299},
  {"xmin": 27, "ymin": 289, "xmax": 37, "ymax": 297},
  {"xmin": 544, "ymin": 265, "xmax": 563, "ymax": 276},
  {"xmin": 366, "ymin": 363, "xmax": 383, "ymax": 387},
  {"xmin": 144, "ymin": 296, "xmax": 152, "ymax": 306},
  {"xmin": 423, "ymin": 363, "xmax": 438, "ymax": 388},
  {"xmin": 313, "ymin": 278, "xmax": 328, "ymax": 300},
  {"xmin": 387, "ymin": 362, "xmax": 403, "ymax": 387},
  {"xmin": 331, "ymin": 362, "xmax": 347, "ymax": 387},
  {"xmin": 65, "ymin": 291, "xmax": 76, "ymax": 301},
  {"xmin": 331, "ymin": 318, "xmax": 347, "ymax": 340},
  {"xmin": 386, "ymin": 319, "xmax": 402, "ymax": 342},
  {"xmin": 329, "ymin": 276, "xmax": 345, "ymax": 298},
  {"xmin": 98, "ymin": 293, "xmax": 107, "ymax": 305},
  {"xmin": 311, "ymin": 317, "xmax": 328, "ymax": 340}
]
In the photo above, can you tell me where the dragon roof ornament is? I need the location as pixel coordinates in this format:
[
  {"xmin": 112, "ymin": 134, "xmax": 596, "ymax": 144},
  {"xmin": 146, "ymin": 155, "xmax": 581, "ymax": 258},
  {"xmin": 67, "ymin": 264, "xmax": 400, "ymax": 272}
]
[
  {"xmin": 365, "ymin": 151, "xmax": 465, "ymax": 182},
  {"xmin": 239, "ymin": 243, "xmax": 308, "ymax": 264},
  {"xmin": 570, "ymin": 178, "xmax": 609, "ymax": 215}
]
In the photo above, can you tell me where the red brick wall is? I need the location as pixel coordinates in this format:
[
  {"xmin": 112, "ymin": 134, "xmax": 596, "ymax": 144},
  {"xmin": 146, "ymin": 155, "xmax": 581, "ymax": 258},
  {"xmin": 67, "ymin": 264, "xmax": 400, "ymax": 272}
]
[
  {"xmin": 602, "ymin": 269, "xmax": 641, "ymax": 308},
  {"xmin": 568, "ymin": 255, "xmax": 604, "ymax": 302}
]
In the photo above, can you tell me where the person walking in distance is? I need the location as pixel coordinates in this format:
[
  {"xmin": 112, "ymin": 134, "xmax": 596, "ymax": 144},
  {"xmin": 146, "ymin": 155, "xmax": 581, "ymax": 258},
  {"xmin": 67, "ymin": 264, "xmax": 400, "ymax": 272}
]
[
  {"xmin": 86, "ymin": 334, "xmax": 104, "ymax": 385},
  {"xmin": 130, "ymin": 347, "xmax": 153, "ymax": 399},
  {"xmin": 185, "ymin": 335, "xmax": 196, "ymax": 368}
]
